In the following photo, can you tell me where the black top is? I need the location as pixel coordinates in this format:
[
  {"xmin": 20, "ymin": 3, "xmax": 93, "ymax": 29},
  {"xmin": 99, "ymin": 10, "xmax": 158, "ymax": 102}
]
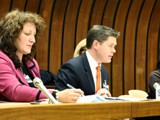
[{"xmin": 22, "ymin": 64, "xmax": 34, "ymax": 87}]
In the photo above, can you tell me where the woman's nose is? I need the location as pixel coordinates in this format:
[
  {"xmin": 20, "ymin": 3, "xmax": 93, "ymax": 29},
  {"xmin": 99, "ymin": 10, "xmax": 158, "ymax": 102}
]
[{"xmin": 30, "ymin": 36, "xmax": 36, "ymax": 43}]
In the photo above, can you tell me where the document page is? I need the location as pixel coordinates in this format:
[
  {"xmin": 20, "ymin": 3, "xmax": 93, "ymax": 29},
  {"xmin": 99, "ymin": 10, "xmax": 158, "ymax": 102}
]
[{"xmin": 77, "ymin": 95, "xmax": 107, "ymax": 103}]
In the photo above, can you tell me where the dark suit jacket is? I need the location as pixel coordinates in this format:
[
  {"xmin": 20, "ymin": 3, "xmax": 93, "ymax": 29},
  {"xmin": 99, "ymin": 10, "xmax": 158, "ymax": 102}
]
[
  {"xmin": 55, "ymin": 52, "xmax": 109, "ymax": 95},
  {"xmin": 148, "ymin": 69, "xmax": 160, "ymax": 99}
]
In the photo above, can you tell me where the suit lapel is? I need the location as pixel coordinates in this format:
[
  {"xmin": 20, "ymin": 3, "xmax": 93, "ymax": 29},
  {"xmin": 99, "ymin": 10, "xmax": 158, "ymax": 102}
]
[
  {"xmin": 101, "ymin": 65, "xmax": 109, "ymax": 88},
  {"xmin": 81, "ymin": 53, "xmax": 95, "ymax": 92},
  {"xmin": 101, "ymin": 67, "xmax": 105, "ymax": 88}
]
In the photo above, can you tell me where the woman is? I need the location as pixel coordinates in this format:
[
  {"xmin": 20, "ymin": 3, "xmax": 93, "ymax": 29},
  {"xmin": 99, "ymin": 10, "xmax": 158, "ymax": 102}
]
[
  {"xmin": 73, "ymin": 38, "xmax": 87, "ymax": 58},
  {"xmin": 0, "ymin": 9, "xmax": 83, "ymax": 102}
]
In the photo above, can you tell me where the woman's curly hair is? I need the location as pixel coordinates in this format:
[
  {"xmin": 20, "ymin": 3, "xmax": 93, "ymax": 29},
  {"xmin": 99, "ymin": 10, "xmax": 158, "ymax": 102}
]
[{"xmin": 0, "ymin": 9, "xmax": 45, "ymax": 68}]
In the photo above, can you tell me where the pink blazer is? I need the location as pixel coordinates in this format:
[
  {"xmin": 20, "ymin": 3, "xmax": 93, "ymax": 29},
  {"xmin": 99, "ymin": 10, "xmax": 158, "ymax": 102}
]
[{"xmin": 0, "ymin": 51, "xmax": 53, "ymax": 102}]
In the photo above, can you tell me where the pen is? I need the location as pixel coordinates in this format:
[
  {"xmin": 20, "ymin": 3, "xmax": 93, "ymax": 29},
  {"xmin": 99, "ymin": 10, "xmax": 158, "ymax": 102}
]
[
  {"xmin": 66, "ymin": 83, "xmax": 84, "ymax": 96},
  {"xmin": 66, "ymin": 84, "xmax": 75, "ymax": 89},
  {"xmin": 61, "ymin": 80, "xmax": 75, "ymax": 89}
]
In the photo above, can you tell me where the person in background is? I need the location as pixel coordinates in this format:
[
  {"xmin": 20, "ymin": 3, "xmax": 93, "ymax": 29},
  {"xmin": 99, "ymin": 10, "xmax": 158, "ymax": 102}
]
[
  {"xmin": 0, "ymin": 9, "xmax": 83, "ymax": 103},
  {"xmin": 40, "ymin": 69, "xmax": 56, "ymax": 86},
  {"xmin": 55, "ymin": 25, "xmax": 120, "ymax": 97},
  {"xmin": 156, "ymin": 56, "xmax": 160, "ymax": 69},
  {"xmin": 73, "ymin": 38, "xmax": 87, "ymax": 58},
  {"xmin": 148, "ymin": 70, "xmax": 160, "ymax": 99},
  {"xmin": 147, "ymin": 57, "xmax": 160, "ymax": 99},
  {"xmin": 134, "ymin": 63, "xmax": 160, "ymax": 120}
]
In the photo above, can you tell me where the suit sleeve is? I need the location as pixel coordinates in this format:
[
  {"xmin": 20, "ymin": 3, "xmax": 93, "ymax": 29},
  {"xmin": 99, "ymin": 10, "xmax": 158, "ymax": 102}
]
[{"xmin": 55, "ymin": 62, "xmax": 80, "ymax": 91}]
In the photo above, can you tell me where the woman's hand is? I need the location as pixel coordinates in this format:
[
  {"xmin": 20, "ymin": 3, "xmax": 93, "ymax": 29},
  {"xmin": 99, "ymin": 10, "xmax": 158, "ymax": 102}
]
[{"xmin": 56, "ymin": 89, "xmax": 84, "ymax": 103}]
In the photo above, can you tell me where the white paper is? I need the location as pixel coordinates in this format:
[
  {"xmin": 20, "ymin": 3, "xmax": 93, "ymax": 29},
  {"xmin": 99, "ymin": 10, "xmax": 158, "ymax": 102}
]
[{"xmin": 77, "ymin": 95, "xmax": 107, "ymax": 103}]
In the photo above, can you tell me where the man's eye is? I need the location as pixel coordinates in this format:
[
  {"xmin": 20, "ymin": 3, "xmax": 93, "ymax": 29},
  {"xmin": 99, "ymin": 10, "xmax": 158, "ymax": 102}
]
[{"xmin": 109, "ymin": 45, "xmax": 113, "ymax": 48}]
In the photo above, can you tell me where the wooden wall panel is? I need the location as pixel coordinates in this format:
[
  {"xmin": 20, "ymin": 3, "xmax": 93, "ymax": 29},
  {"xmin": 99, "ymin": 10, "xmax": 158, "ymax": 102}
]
[
  {"xmin": 90, "ymin": 0, "xmax": 107, "ymax": 26},
  {"xmin": 36, "ymin": 0, "xmax": 55, "ymax": 70},
  {"xmin": 124, "ymin": 0, "xmax": 144, "ymax": 94},
  {"xmin": 102, "ymin": 0, "xmax": 120, "ymax": 95},
  {"xmin": 147, "ymin": 0, "xmax": 160, "ymax": 89},
  {"xmin": 0, "ymin": 0, "xmax": 10, "ymax": 18},
  {"xmin": 25, "ymin": 0, "xmax": 40, "ymax": 12},
  {"xmin": 11, "ymin": 0, "xmax": 26, "ymax": 10},
  {"xmin": 76, "ymin": 0, "xmax": 93, "ymax": 43},
  {"xmin": 63, "ymin": 0, "xmax": 81, "ymax": 63},
  {"xmin": 49, "ymin": 0, "xmax": 68, "ymax": 74},
  {"xmin": 113, "ymin": 0, "xmax": 132, "ymax": 96},
  {"xmin": 136, "ymin": 0, "xmax": 155, "ymax": 90},
  {"xmin": 0, "ymin": 0, "xmax": 160, "ymax": 97}
]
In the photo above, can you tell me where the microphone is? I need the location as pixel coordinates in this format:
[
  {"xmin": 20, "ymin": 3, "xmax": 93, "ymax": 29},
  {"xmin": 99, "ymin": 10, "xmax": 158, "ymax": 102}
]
[{"xmin": 33, "ymin": 77, "xmax": 58, "ymax": 104}]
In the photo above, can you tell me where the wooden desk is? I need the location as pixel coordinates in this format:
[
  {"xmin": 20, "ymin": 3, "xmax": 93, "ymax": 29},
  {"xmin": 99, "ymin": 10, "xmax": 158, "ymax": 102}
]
[
  {"xmin": 131, "ymin": 100, "xmax": 160, "ymax": 118},
  {"xmin": 0, "ymin": 101, "xmax": 131, "ymax": 120},
  {"xmin": 1, "ymin": 100, "xmax": 160, "ymax": 120}
]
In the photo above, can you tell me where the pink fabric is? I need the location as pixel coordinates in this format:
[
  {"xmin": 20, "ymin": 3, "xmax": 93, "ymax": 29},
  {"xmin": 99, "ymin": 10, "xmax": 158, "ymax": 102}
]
[{"xmin": 0, "ymin": 51, "xmax": 53, "ymax": 102}]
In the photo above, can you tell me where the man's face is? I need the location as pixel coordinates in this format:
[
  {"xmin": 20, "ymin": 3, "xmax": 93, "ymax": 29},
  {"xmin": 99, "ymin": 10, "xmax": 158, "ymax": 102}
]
[{"xmin": 96, "ymin": 36, "xmax": 117, "ymax": 63}]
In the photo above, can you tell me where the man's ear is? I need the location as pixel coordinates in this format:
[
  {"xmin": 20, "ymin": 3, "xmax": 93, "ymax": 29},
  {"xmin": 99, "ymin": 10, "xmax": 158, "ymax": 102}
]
[{"xmin": 92, "ymin": 40, "xmax": 100, "ymax": 49}]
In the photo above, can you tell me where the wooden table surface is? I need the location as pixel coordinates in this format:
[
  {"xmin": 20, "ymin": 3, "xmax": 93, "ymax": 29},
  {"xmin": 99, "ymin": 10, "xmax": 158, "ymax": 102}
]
[
  {"xmin": 0, "ymin": 99, "xmax": 160, "ymax": 120},
  {"xmin": 0, "ymin": 101, "xmax": 131, "ymax": 120},
  {"xmin": 131, "ymin": 99, "xmax": 160, "ymax": 118}
]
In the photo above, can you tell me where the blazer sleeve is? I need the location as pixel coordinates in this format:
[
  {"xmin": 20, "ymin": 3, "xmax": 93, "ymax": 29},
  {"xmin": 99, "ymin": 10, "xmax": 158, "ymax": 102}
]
[
  {"xmin": 55, "ymin": 62, "xmax": 81, "ymax": 91},
  {"xmin": 0, "ymin": 57, "xmax": 53, "ymax": 102}
]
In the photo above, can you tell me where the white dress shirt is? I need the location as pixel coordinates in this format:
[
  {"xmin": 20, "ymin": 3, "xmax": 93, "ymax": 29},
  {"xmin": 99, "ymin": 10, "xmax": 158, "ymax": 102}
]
[{"xmin": 86, "ymin": 51, "xmax": 101, "ymax": 89}]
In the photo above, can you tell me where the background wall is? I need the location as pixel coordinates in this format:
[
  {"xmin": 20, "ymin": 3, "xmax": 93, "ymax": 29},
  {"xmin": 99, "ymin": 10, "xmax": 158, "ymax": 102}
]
[{"xmin": 0, "ymin": 0, "xmax": 160, "ymax": 96}]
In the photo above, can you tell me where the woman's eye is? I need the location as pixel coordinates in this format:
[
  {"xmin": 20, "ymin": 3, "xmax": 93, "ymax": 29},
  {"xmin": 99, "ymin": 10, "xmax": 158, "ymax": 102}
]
[{"xmin": 24, "ymin": 33, "xmax": 31, "ymax": 36}]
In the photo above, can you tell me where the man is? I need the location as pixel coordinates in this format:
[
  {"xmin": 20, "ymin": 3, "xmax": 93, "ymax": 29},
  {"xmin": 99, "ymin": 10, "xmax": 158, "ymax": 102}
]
[{"xmin": 55, "ymin": 25, "xmax": 120, "ymax": 97}]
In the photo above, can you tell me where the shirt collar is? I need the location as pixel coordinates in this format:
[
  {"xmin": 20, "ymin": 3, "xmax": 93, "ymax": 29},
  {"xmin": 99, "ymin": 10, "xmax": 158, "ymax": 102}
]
[{"xmin": 86, "ymin": 51, "xmax": 101, "ymax": 69}]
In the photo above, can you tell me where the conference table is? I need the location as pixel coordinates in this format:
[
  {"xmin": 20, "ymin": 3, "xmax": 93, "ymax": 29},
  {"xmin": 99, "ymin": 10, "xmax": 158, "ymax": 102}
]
[{"xmin": 0, "ymin": 99, "xmax": 160, "ymax": 120}]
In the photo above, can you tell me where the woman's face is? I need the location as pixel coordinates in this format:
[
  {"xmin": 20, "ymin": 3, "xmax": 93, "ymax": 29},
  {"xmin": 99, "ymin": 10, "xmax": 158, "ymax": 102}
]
[{"xmin": 15, "ymin": 22, "xmax": 36, "ymax": 59}]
